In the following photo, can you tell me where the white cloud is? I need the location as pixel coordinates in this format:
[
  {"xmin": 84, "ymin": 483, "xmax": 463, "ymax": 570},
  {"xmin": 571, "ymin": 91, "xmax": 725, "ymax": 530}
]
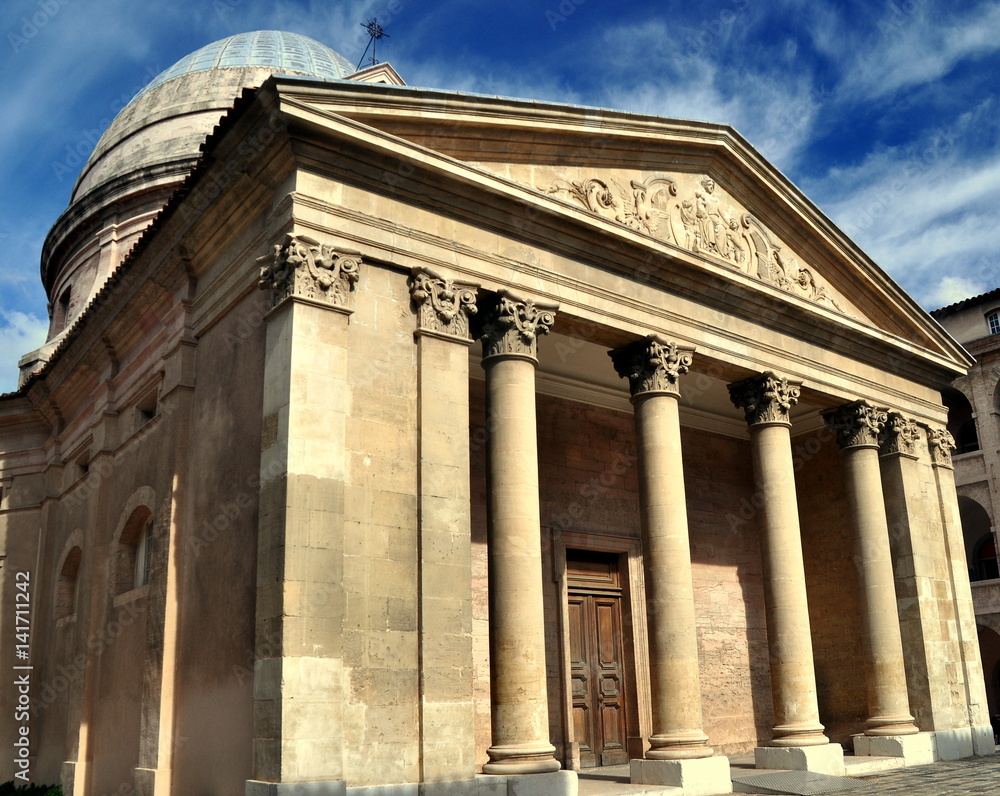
[
  {"xmin": 841, "ymin": 2, "xmax": 1000, "ymax": 101},
  {"xmin": 930, "ymin": 275, "xmax": 988, "ymax": 309},
  {"xmin": 0, "ymin": 311, "xmax": 48, "ymax": 394}
]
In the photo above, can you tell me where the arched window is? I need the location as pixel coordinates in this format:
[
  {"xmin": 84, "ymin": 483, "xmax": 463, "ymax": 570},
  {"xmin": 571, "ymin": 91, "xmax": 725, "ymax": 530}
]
[
  {"xmin": 55, "ymin": 546, "xmax": 82, "ymax": 620},
  {"xmin": 114, "ymin": 508, "xmax": 152, "ymax": 595},
  {"xmin": 943, "ymin": 388, "xmax": 979, "ymax": 454}
]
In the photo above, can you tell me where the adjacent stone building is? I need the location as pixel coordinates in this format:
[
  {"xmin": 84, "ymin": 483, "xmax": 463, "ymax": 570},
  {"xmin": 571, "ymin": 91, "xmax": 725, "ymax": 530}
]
[
  {"xmin": 930, "ymin": 292, "xmax": 1000, "ymax": 736},
  {"xmin": 0, "ymin": 30, "xmax": 993, "ymax": 796}
]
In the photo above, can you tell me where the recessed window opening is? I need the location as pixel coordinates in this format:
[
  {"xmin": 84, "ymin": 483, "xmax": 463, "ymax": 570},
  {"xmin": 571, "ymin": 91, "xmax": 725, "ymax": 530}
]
[
  {"xmin": 56, "ymin": 546, "xmax": 82, "ymax": 620},
  {"xmin": 988, "ymin": 311, "xmax": 1000, "ymax": 336},
  {"xmin": 137, "ymin": 390, "xmax": 158, "ymax": 429},
  {"xmin": 114, "ymin": 508, "xmax": 152, "ymax": 595}
]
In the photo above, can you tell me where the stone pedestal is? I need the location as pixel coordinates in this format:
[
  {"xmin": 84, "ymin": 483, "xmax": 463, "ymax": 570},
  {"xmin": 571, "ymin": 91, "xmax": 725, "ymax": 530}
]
[
  {"xmin": 610, "ymin": 336, "xmax": 712, "ymax": 760},
  {"xmin": 631, "ymin": 757, "xmax": 732, "ymax": 795},
  {"xmin": 247, "ymin": 781, "xmax": 346, "ymax": 796},
  {"xmin": 477, "ymin": 770, "xmax": 578, "ymax": 796},
  {"xmin": 729, "ymin": 373, "xmax": 828, "ymax": 749},
  {"xmin": 854, "ymin": 732, "xmax": 935, "ymax": 765},
  {"xmin": 754, "ymin": 744, "xmax": 845, "ymax": 776}
]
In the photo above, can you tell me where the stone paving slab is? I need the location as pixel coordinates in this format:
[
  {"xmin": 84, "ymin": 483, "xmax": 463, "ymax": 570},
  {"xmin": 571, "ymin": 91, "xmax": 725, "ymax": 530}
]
[
  {"xmin": 854, "ymin": 754, "xmax": 1000, "ymax": 795},
  {"xmin": 577, "ymin": 754, "xmax": 1000, "ymax": 796}
]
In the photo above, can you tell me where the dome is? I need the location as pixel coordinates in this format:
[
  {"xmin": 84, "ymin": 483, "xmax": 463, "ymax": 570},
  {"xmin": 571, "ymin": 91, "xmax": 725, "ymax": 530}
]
[
  {"xmin": 133, "ymin": 31, "xmax": 355, "ymax": 101},
  {"xmin": 39, "ymin": 31, "xmax": 360, "ymax": 349},
  {"xmin": 70, "ymin": 31, "xmax": 355, "ymax": 205}
]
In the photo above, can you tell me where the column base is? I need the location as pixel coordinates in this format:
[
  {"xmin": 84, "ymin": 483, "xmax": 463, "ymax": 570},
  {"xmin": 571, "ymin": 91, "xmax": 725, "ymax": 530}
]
[
  {"xmin": 755, "ymin": 744, "xmax": 845, "ymax": 776},
  {"xmin": 972, "ymin": 724, "xmax": 998, "ymax": 756},
  {"xmin": 864, "ymin": 716, "xmax": 919, "ymax": 736},
  {"xmin": 854, "ymin": 732, "xmax": 934, "ymax": 765},
  {"xmin": 476, "ymin": 770, "xmax": 577, "ymax": 796},
  {"xmin": 631, "ymin": 756, "xmax": 732, "ymax": 796},
  {"xmin": 247, "ymin": 780, "xmax": 346, "ymax": 795},
  {"xmin": 483, "ymin": 742, "xmax": 561, "ymax": 775},
  {"xmin": 647, "ymin": 730, "xmax": 714, "ymax": 760}
]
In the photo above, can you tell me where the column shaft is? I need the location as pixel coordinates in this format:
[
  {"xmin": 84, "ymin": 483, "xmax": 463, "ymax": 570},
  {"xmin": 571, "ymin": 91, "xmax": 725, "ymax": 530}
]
[
  {"xmin": 635, "ymin": 393, "xmax": 712, "ymax": 758},
  {"xmin": 826, "ymin": 402, "xmax": 918, "ymax": 737},
  {"xmin": 729, "ymin": 372, "xmax": 827, "ymax": 748},
  {"xmin": 750, "ymin": 423, "xmax": 827, "ymax": 746},
  {"xmin": 611, "ymin": 336, "xmax": 712, "ymax": 760},
  {"xmin": 480, "ymin": 290, "xmax": 559, "ymax": 775}
]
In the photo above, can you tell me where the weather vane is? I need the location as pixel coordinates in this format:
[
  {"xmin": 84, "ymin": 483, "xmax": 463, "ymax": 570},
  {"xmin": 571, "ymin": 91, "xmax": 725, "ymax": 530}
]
[{"xmin": 356, "ymin": 18, "xmax": 389, "ymax": 69}]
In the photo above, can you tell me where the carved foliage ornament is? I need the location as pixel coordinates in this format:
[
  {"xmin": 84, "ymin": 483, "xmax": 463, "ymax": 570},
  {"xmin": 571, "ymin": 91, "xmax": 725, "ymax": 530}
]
[
  {"xmin": 409, "ymin": 267, "xmax": 478, "ymax": 340},
  {"xmin": 823, "ymin": 401, "xmax": 888, "ymax": 450},
  {"xmin": 543, "ymin": 173, "xmax": 846, "ymax": 314},
  {"xmin": 610, "ymin": 336, "xmax": 694, "ymax": 398},
  {"xmin": 728, "ymin": 372, "xmax": 801, "ymax": 427},
  {"xmin": 880, "ymin": 413, "xmax": 921, "ymax": 458},
  {"xmin": 927, "ymin": 427, "xmax": 957, "ymax": 469},
  {"xmin": 257, "ymin": 233, "xmax": 361, "ymax": 310},
  {"xmin": 480, "ymin": 290, "xmax": 557, "ymax": 361}
]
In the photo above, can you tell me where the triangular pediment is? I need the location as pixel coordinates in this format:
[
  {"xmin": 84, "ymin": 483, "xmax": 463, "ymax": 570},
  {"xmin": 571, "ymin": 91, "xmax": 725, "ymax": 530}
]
[{"xmin": 267, "ymin": 79, "xmax": 972, "ymax": 377}]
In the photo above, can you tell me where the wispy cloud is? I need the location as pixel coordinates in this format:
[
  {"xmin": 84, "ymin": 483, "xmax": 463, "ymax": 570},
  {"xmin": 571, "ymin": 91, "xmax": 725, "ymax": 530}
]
[
  {"xmin": 0, "ymin": 310, "xmax": 48, "ymax": 394},
  {"xmin": 842, "ymin": 2, "xmax": 1000, "ymax": 101}
]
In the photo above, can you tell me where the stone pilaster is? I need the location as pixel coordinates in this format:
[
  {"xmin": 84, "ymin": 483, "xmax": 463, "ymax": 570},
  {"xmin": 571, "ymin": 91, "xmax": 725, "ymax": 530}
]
[
  {"xmin": 823, "ymin": 401, "xmax": 919, "ymax": 737},
  {"xmin": 409, "ymin": 268, "xmax": 478, "ymax": 784},
  {"xmin": 610, "ymin": 336, "xmax": 713, "ymax": 760},
  {"xmin": 479, "ymin": 289, "xmax": 561, "ymax": 775},
  {"xmin": 728, "ymin": 373, "xmax": 829, "ymax": 749},
  {"xmin": 248, "ymin": 233, "xmax": 361, "ymax": 792},
  {"xmin": 925, "ymin": 425, "xmax": 994, "ymax": 755}
]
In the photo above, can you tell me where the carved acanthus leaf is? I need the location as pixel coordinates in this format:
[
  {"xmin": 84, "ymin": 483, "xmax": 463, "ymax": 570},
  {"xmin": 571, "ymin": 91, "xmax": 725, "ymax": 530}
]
[
  {"xmin": 609, "ymin": 336, "xmax": 694, "ymax": 398},
  {"xmin": 879, "ymin": 413, "xmax": 921, "ymax": 458},
  {"xmin": 728, "ymin": 372, "xmax": 802, "ymax": 427},
  {"xmin": 257, "ymin": 233, "xmax": 361, "ymax": 310},
  {"xmin": 926, "ymin": 427, "xmax": 957, "ymax": 469},
  {"xmin": 409, "ymin": 267, "xmax": 478, "ymax": 340},
  {"xmin": 480, "ymin": 290, "xmax": 557, "ymax": 361},
  {"xmin": 823, "ymin": 401, "xmax": 888, "ymax": 450}
]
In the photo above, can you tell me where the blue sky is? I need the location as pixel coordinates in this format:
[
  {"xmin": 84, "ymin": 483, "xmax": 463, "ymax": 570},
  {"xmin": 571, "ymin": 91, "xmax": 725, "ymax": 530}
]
[{"xmin": 2, "ymin": 0, "xmax": 999, "ymax": 392}]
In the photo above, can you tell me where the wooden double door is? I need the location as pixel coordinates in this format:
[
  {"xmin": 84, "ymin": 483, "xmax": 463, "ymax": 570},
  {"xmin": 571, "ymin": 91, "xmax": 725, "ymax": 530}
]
[{"xmin": 566, "ymin": 549, "xmax": 630, "ymax": 767}]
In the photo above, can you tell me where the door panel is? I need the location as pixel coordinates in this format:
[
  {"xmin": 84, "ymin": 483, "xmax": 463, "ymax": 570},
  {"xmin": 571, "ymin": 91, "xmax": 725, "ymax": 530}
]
[{"xmin": 566, "ymin": 550, "xmax": 630, "ymax": 768}]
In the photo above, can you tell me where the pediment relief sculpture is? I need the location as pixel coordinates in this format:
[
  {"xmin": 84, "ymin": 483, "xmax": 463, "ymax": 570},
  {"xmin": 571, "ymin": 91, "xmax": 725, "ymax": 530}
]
[{"xmin": 539, "ymin": 172, "xmax": 848, "ymax": 316}]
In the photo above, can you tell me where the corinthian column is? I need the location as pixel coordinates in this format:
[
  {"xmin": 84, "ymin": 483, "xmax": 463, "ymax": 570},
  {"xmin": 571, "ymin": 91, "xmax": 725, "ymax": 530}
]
[
  {"xmin": 728, "ymin": 373, "xmax": 829, "ymax": 749},
  {"xmin": 480, "ymin": 289, "xmax": 561, "ymax": 775},
  {"xmin": 823, "ymin": 401, "xmax": 919, "ymax": 738},
  {"xmin": 610, "ymin": 336, "xmax": 711, "ymax": 760}
]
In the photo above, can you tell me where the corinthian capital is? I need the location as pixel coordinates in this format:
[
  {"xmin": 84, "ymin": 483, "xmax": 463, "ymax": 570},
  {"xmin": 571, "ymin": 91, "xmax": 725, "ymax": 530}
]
[
  {"xmin": 609, "ymin": 335, "xmax": 695, "ymax": 399},
  {"xmin": 479, "ymin": 290, "xmax": 558, "ymax": 362},
  {"xmin": 409, "ymin": 267, "xmax": 479, "ymax": 341},
  {"xmin": 728, "ymin": 372, "xmax": 801, "ymax": 427},
  {"xmin": 257, "ymin": 233, "xmax": 361, "ymax": 311},
  {"xmin": 822, "ymin": 401, "xmax": 888, "ymax": 450},
  {"xmin": 926, "ymin": 427, "xmax": 957, "ymax": 469},
  {"xmin": 879, "ymin": 412, "xmax": 921, "ymax": 458}
]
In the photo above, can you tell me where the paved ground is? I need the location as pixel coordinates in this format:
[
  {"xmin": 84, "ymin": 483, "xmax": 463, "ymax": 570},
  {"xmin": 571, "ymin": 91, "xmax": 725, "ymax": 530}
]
[
  {"xmin": 576, "ymin": 755, "xmax": 1000, "ymax": 795},
  {"xmin": 855, "ymin": 755, "xmax": 1000, "ymax": 795}
]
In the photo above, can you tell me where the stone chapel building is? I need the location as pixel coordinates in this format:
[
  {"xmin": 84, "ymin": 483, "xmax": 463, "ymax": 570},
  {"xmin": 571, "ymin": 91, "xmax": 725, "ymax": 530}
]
[{"xmin": 0, "ymin": 30, "xmax": 993, "ymax": 796}]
